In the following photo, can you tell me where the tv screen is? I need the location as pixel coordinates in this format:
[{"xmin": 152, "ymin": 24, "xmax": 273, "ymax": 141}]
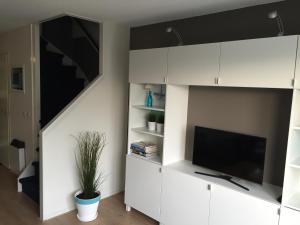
[{"xmin": 193, "ymin": 126, "xmax": 266, "ymax": 184}]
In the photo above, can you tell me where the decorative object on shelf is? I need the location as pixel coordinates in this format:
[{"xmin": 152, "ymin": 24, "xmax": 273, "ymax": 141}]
[
  {"xmin": 74, "ymin": 131, "xmax": 106, "ymax": 222},
  {"xmin": 268, "ymin": 10, "xmax": 284, "ymax": 36},
  {"xmin": 147, "ymin": 112, "xmax": 156, "ymax": 131},
  {"xmin": 145, "ymin": 90, "xmax": 153, "ymax": 107},
  {"xmin": 130, "ymin": 141, "xmax": 158, "ymax": 159},
  {"xmin": 156, "ymin": 113, "xmax": 164, "ymax": 134},
  {"xmin": 144, "ymin": 84, "xmax": 153, "ymax": 107},
  {"xmin": 11, "ymin": 66, "xmax": 25, "ymax": 92},
  {"xmin": 166, "ymin": 26, "xmax": 183, "ymax": 46},
  {"xmin": 153, "ymin": 85, "xmax": 165, "ymax": 100}
]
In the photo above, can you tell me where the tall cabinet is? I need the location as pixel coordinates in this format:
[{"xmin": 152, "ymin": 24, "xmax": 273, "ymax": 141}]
[
  {"xmin": 280, "ymin": 42, "xmax": 300, "ymax": 224},
  {"xmin": 124, "ymin": 83, "xmax": 189, "ymax": 221}
]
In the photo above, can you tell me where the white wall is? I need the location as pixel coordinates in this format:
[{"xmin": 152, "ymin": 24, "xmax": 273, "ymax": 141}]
[
  {"xmin": 0, "ymin": 25, "xmax": 37, "ymax": 169},
  {"xmin": 41, "ymin": 21, "xmax": 129, "ymax": 220}
]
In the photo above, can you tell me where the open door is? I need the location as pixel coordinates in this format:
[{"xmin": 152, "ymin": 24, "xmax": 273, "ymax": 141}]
[{"xmin": 0, "ymin": 53, "xmax": 10, "ymax": 168}]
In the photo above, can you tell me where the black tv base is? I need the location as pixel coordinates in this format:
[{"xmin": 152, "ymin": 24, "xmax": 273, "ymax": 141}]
[{"xmin": 194, "ymin": 171, "xmax": 250, "ymax": 191}]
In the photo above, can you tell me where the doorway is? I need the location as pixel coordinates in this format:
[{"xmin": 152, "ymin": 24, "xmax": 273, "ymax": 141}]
[{"xmin": 0, "ymin": 53, "xmax": 10, "ymax": 168}]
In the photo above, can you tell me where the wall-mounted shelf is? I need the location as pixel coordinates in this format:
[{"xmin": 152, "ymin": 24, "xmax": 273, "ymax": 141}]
[
  {"xmin": 132, "ymin": 105, "xmax": 165, "ymax": 112},
  {"xmin": 128, "ymin": 153, "xmax": 162, "ymax": 165},
  {"xmin": 285, "ymin": 193, "xmax": 300, "ymax": 211},
  {"xmin": 132, "ymin": 127, "xmax": 164, "ymax": 138}
]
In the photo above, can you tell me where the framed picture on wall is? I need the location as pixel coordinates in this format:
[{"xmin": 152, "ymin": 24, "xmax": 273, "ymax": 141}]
[{"xmin": 11, "ymin": 66, "xmax": 24, "ymax": 92}]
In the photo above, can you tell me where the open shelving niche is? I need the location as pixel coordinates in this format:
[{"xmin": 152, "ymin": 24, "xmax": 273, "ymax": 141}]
[
  {"xmin": 282, "ymin": 89, "xmax": 300, "ymax": 211},
  {"xmin": 127, "ymin": 83, "xmax": 189, "ymax": 166}
]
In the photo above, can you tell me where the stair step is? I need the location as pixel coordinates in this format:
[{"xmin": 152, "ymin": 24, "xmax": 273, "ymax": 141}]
[
  {"xmin": 32, "ymin": 161, "xmax": 40, "ymax": 180},
  {"xmin": 41, "ymin": 51, "xmax": 64, "ymax": 66},
  {"xmin": 19, "ymin": 176, "xmax": 39, "ymax": 203}
]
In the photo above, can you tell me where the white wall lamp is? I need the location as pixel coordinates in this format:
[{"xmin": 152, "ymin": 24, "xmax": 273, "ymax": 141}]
[
  {"xmin": 166, "ymin": 26, "xmax": 183, "ymax": 46},
  {"xmin": 268, "ymin": 10, "xmax": 284, "ymax": 36}
]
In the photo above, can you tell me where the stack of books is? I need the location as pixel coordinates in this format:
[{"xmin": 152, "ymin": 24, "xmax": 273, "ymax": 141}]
[{"xmin": 130, "ymin": 142, "xmax": 158, "ymax": 158}]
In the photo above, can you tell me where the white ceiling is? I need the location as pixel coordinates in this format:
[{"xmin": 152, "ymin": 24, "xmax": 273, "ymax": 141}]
[{"xmin": 0, "ymin": 0, "xmax": 281, "ymax": 33}]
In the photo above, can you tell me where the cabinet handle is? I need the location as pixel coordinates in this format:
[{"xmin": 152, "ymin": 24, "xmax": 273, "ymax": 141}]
[
  {"xmin": 159, "ymin": 167, "xmax": 162, "ymax": 173},
  {"xmin": 207, "ymin": 184, "xmax": 211, "ymax": 190},
  {"xmin": 292, "ymin": 78, "xmax": 295, "ymax": 87},
  {"xmin": 215, "ymin": 77, "xmax": 220, "ymax": 85}
]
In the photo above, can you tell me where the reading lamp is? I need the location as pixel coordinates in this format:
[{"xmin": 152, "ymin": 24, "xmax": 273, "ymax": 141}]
[
  {"xmin": 166, "ymin": 26, "xmax": 183, "ymax": 46},
  {"xmin": 268, "ymin": 10, "xmax": 284, "ymax": 36}
]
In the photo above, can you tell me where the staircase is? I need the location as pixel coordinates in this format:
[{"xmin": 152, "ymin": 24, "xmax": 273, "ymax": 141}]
[
  {"xmin": 40, "ymin": 16, "xmax": 99, "ymax": 128},
  {"xmin": 19, "ymin": 161, "xmax": 39, "ymax": 203},
  {"xmin": 40, "ymin": 38, "xmax": 85, "ymax": 127}
]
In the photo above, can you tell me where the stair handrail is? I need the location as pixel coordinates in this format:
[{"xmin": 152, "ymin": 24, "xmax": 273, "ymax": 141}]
[{"xmin": 71, "ymin": 17, "xmax": 99, "ymax": 53}]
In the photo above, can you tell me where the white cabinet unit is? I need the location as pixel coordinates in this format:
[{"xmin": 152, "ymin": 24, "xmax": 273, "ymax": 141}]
[
  {"xmin": 160, "ymin": 168, "xmax": 210, "ymax": 225},
  {"xmin": 219, "ymin": 36, "xmax": 298, "ymax": 88},
  {"xmin": 280, "ymin": 207, "xmax": 300, "ymax": 225},
  {"xmin": 129, "ymin": 48, "xmax": 168, "ymax": 84},
  {"xmin": 167, "ymin": 43, "xmax": 220, "ymax": 86},
  {"xmin": 294, "ymin": 39, "xmax": 300, "ymax": 89},
  {"xmin": 124, "ymin": 155, "xmax": 162, "ymax": 220},
  {"xmin": 209, "ymin": 184, "xmax": 280, "ymax": 225}
]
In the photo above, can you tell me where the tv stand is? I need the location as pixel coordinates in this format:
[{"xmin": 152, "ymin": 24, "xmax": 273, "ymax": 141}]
[{"xmin": 195, "ymin": 171, "xmax": 250, "ymax": 191}]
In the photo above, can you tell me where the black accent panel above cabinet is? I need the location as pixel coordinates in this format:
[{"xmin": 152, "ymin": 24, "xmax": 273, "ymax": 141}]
[{"xmin": 130, "ymin": 1, "xmax": 300, "ymax": 50}]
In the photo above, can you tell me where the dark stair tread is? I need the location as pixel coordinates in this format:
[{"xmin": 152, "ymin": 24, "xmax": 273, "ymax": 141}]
[
  {"xmin": 44, "ymin": 51, "xmax": 64, "ymax": 58},
  {"xmin": 19, "ymin": 176, "xmax": 38, "ymax": 184},
  {"xmin": 20, "ymin": 176, "xmax": 39, "ymax": 203},
  {"xmin": 32, "ymin": 161, "xmax": 39, "ymax": 167}
]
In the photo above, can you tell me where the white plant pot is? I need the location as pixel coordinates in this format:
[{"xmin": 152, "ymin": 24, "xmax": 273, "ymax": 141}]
[
  {"xmin": 148, "ymin": 122, "xmax": 156, "ymax": 131},
  {"xmin": 156, "ymin": 123, "xmax": 164, "ymax": 134},
  {"xmin": 74, "ymin": 190, "xmax": 101, "ymax": 222}
]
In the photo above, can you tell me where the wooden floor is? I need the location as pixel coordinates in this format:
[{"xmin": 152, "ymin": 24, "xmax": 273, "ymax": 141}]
[{"xmin": 0, "ymin": 165, "xmax": 158, "ymax": 225}]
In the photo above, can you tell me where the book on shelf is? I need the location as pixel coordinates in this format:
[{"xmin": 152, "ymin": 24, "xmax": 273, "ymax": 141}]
[
  {"xmin": 130, "ymin": 142, "xmax": 158, "ymax": 153},
  {"xmin": 131, "ymin": 149, "xmax": 158, "ymax": 159}
]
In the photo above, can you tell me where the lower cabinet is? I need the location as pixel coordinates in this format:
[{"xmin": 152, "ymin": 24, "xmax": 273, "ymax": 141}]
[
  {"xmin": 209, "ymin": 185, "xmax": 280, "ymax": 225},
  {"xmin": 279, "ymin": 207, "xmax": 300, "ymax": 225},
  {"xmin": 124, "ymin": 155, "xmax": 162, "ymax": 221},
  {"xmin": 160, "ymin": 169, "xmax": 211, "ymax": 225},
  {"xmin": 125, "ymin": 160, "xmax": 281, "ymax": 225}
]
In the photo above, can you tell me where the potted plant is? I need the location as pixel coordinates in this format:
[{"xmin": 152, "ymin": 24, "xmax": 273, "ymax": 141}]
[
  {"xmin": 147, "ymin": 112, "xmax": 156, "ymax": 131},
  {"xmin": 156, "ymin": 113, "xmax": 164, "ymax": 134},
  {"xmin": 74, "ymin": 131, "xmax": 106, "ymax": 222}
]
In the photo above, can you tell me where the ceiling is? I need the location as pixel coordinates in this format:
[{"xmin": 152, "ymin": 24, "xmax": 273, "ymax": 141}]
[{"xmin": 0, "ymin": 0, "xmax": 281, "ymax": 33}]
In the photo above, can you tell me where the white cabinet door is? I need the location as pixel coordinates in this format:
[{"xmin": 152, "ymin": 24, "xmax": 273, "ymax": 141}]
[
  {"xmin": 124, "ymin": 155, "xmax": 162, "ymax": 221},
  {"xmin": 280, "ymin": 207, "xmax": 300, "ymax": 225},
  {"xmin": 160, "ymin": 169, "xmax": 210, "ymax": 225},
  {"xmin": 294, "ymin": 36, "xmax": 300, "ymax": 89},
  {"xmin": 167, "ymin": 43, "xmax": 220, "ymax": 86},
  {"xmin": 129, "ymin": 48, "xmax": 168, "ymax": 84},
  {"xmin": 219, "ymin": 36, "xmax": 298, "ymax": 89},
  {"xmin": 209, "ymin": 185, "xmax": 280, "ymax": 225}
]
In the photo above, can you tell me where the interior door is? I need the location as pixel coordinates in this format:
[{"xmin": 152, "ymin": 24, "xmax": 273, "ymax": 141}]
[{"xmin": 0, "ymin": 53, "xmax": 10, "ymax": 168}]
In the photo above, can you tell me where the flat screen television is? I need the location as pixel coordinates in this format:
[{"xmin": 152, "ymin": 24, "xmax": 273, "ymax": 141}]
[{"xmin": 193, "ymin": 126, "xmax": 266, "ymax": 184}]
